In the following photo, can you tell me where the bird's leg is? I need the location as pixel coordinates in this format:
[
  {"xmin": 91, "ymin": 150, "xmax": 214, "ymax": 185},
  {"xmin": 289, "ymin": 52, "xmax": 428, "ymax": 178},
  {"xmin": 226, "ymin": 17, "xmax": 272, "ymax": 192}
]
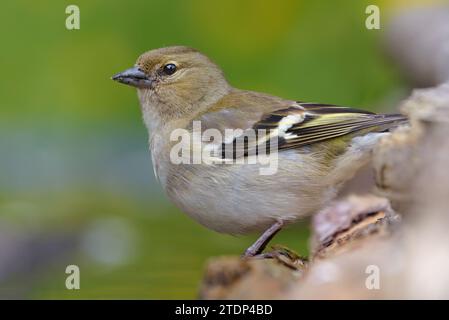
[{"xmin": 242, "ymin": 220, "xmax": 284, "ymax": 258}]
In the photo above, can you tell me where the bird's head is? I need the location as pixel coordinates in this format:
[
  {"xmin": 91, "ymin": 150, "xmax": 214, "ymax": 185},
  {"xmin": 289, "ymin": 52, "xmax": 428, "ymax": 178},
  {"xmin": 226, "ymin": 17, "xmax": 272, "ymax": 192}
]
[{"xmin": 112, "ymin": 46, "xmax": 230, "ymax": 122}]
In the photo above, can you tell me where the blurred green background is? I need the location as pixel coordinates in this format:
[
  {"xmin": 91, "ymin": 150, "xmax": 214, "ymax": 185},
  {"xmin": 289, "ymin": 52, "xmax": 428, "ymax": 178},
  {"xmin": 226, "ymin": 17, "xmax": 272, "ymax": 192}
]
[{"xmin": 0, "ymin": 0, "xmax": 434, "ymax": 299}]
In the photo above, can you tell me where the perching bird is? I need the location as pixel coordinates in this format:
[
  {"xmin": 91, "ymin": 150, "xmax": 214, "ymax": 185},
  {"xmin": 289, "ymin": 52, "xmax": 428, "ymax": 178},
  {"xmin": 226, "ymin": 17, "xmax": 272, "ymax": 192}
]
[{"xmin": 112, "ymin": 46, "xmax": 407, "ymax": 257}]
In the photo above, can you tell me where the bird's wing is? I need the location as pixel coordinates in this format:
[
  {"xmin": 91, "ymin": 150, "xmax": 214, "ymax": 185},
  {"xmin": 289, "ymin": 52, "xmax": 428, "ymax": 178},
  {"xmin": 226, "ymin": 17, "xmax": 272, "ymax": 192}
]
[
  {"xmin": 193, "ymin": 93, "xmax": 407, "ymax": 160},
  {"xmin": 255, "ymin": 102, "xmax": 407, "ymax": 152}
]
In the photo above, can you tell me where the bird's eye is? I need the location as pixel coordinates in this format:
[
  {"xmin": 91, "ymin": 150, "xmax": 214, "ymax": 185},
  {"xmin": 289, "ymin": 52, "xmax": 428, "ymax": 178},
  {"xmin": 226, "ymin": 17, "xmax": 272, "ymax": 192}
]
[{"xmin": 162, "ymin": 63, "xmax": 177, "ymax": 75}]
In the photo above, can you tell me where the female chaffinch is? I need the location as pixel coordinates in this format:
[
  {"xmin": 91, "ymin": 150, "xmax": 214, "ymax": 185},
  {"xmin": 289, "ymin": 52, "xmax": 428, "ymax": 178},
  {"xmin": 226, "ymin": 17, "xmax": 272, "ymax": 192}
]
[{"xmin": 113, "ymin": 46, "xmax": 407, "ymax": 257}]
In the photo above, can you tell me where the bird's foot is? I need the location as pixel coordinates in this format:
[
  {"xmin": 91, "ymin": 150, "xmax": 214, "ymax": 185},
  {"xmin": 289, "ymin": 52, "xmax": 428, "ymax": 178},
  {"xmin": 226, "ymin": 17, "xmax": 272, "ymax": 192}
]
[
  {"xmin": 241, "ymin": 220, "xmax": 284, "ymax": 258},
  {"xmin": 249, "ymin": 245, "xmax": 308, "ymax": 270}
]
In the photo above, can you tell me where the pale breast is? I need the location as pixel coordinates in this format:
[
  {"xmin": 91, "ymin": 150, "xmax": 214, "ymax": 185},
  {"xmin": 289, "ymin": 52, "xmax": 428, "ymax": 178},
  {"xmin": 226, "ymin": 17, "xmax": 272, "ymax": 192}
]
[{"xmin": 162, "ymin": 149, "xmax": 337, "ymax": 235}]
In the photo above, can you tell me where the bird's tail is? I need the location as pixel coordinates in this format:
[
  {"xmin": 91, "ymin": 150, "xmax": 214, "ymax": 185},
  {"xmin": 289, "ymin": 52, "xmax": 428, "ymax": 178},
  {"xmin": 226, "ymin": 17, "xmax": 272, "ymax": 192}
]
[{"xmin": 369, "ymin": 113, "xmax": 409, "ymax": 133}]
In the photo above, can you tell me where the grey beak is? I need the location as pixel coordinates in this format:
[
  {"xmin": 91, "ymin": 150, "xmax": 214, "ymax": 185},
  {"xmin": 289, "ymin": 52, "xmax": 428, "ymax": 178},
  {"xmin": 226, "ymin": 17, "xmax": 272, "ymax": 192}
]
[{"xmin": 112, "ymin": 66, "xmax": 153, "ymax": 88}]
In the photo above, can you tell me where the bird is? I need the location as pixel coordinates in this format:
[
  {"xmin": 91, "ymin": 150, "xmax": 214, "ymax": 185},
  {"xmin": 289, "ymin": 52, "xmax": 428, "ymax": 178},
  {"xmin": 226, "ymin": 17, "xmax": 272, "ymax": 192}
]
[{"xmin": 112, "ymin": 46, "xmax": 407, "ymax": 258}]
